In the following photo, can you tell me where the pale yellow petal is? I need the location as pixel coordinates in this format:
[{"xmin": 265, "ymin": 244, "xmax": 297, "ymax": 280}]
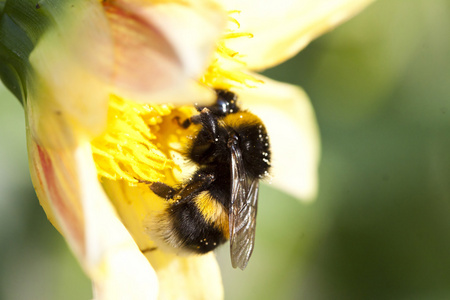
[
  {"xmin": 146, "ymin": 252, "xmax": 223, "ymax": 300},
  {"xmin": 102, "ymin": 0, "xmax": 226, "ymax": 105},
  {"xmin": 102, "ymin": 179, "xmax": 224, "ymax": 299},
  {"xmin": 76, "ymin": 143, "xmax": 158, "ymax": 300},
  {"xmin": 236, "ymin": 75, "xmax": 320, "ymax": 201},
  {"xmin": 28, "ymin": 0, "xmax": 225, "ymax": 146},
  {"xmin": 221, "ymin": 0, "xmax": 375, "ymax": 70},
  {"xmin": 28, "ymin": 0, "xmax": 112, "ymax": 145},
  {"xmin": 26, "ymin": 116, "xmax": 158, "ymax": 299}
]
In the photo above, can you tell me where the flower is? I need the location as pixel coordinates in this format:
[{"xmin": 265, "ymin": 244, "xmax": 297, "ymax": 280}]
[{"xmin": 0, "ymin": 0, "xmax": 374, "ymax": 299}]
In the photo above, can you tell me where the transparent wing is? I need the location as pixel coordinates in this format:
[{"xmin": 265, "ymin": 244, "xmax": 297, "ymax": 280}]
[{"xmin": 229, "ymin": 142, "xmax": 260, "ymax": 270}]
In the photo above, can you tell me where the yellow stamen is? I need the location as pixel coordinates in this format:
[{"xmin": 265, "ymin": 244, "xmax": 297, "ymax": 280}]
[
  {"xmin": 223, "ymin": 32, "xmax": 254, "ymax": 39},
  {"xmin": 200, "ymin": 12, "xmax": 262, "ymax": 89},
  {"xmin": 91, "ymin": 11, "xmax": 260, "ymax": 186},
  {"xmin": 91, "ymin": 95, "xmax": 196, "ymax": 185}
]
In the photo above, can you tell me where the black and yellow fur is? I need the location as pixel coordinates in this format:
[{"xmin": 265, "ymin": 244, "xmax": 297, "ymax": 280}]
[{"xmin": 148, "ymin": 90, "xmax": 271, "ymax": 257}]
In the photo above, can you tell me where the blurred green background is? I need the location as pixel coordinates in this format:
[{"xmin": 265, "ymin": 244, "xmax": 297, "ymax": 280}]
[{"xmin": 1, "ymin": 0, "xmax": 450, "ymax": 299}]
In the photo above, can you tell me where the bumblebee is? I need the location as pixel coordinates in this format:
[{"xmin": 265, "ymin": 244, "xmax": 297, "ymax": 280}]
[{"xmin": 147, "ymin": 89, "xmax": 271, "ymax": 270}]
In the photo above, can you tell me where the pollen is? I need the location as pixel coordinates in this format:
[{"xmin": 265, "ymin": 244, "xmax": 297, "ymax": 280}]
[
  {"xmin": 89, "ymin": 12, "xmax": 257, "ymax": 188},
  {"xmin": 200, "ymin": 11, "xmax": 263, "ymax": 90},
  {"xmin": 91, "ymin": 95, "xmax": 195, "ymax": 185}
]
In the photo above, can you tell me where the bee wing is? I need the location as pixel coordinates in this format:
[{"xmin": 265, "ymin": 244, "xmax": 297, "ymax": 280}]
[{"xmin": 229, "ymin": 142, "xmax": 260, "ymax": 270}]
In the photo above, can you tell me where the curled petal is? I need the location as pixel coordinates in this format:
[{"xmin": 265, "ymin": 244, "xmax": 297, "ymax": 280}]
[
  {"xmin": 4, "ymin": 0, "xmax": 225, "ymax": 146},
  {"xmin": 102, "ymin": 0, "xmax": 226, "ymax": 104},
  {"xmin": 237, "ymin": 75, "xmax": 321, "ymax": 201},
  {"xmin": 1, "ymin": 0, "xmax": 112, "ymax": 141},
  {"xmin": 221, "ymin": 0, "xmax": 375, "ymax": 70},
  {"xmin": 27, "ymin": 123, "xmax": 158, "ymax": 299}
]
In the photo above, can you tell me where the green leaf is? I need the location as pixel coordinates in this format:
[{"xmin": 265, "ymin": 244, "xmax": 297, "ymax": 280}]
[{"xmin": 0, "ymin": 0, "xmax": 54, "ymax": 105}]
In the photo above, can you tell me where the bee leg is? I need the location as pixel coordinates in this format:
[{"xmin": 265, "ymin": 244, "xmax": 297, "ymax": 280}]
[
  {"xmin": 173, "ymin": 111, "xmax": 205, "ymax": 128},
  {"xmin": 173, "ymin": 108, "xmax": 216, "ymax": 136},
  {"xmin": 141, "ymin": 247, "xmax": 157, "ymax": 253},
  {"xmin": 173, "ymin": 116, "xmax": 193, "ymax": 129},
  {"xmin": 148, "ymin": 181, "xmax": 177, "ymax": 200},
  {"xmin": 196, "ymin": 108, "xmax": 218, "ymax": 140},
  {"xmin": 174, "ymin": 173, "xmax": 216, "ymax": 201},
  {"xmin": 188, "ymin": 109, "xmax": 221, "ymax": 161},
  {"xmin": 147, "ymin": 173, "xmax": 215, "ymax": 202}
]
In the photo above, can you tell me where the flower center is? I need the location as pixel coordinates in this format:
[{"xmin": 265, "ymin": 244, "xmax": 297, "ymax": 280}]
[
  {"xmin": 91, "ymin": 12, "xmax": 257, "ymax": 186},
  {"xmin": 91, "ymin": 95, "xmax": 197, "ymax": 185}
]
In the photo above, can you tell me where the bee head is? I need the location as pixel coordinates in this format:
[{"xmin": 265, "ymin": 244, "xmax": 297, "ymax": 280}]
[{"xmin": 196, "ymin": 89, "xmax": 239, "ymax": 117}]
